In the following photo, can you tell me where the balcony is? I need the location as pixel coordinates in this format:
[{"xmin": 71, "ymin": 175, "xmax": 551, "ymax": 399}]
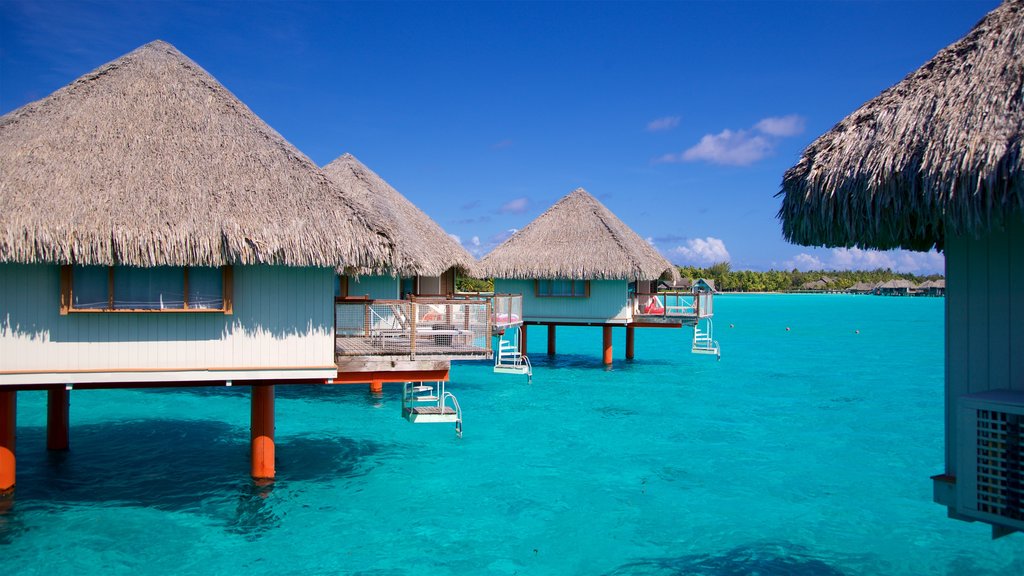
[
  {"xmin": 451, "ymin": 292, "xmax": 523, "ymax": 332},
  {"xmin": 335, "ymin": 298, "xmax": 493, "ymax": 361},
  {"xmin": 631, "ymin": 291, "xmax": 713, "ymax": 325}
]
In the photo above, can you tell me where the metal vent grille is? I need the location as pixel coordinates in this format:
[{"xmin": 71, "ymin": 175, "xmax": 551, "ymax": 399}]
[{"xmin": 973, "ymin": 409, "xmax": 1024, "ymax": 521}]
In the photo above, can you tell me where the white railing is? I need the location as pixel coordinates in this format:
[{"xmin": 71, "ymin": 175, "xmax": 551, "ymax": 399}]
[
  {"xmin": 454, "ymin": 292, "xmax": 523, "ymax": 328},
  {"xmin": 632, "ymin": 291, "xmax": 713, "ymax": 319},
  {"xmin": 335, "ymin": 298, "xmax": 492, "ymax": 359}
]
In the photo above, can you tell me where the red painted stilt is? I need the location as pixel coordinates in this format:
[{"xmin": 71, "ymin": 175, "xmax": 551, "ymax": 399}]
[
  {"xmin": 251, "ymin": 384, "xmax": 275, "ymax": 480},
  {"xmin": 0, "ymin": 391, "xmax": 15, "ymax": 492},
  {"xmin": 47, "ymin": 387, "xmax": 69, "ymax": 451},
  {"xmin": 602, "ymin": 326, "xmax": 613, "ymax": 366}
]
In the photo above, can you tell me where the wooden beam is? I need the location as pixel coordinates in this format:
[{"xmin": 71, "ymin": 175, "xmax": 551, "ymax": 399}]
[
  {"xmin": 626, "ymin": 325, "xmax": 635, "ymax": 360},
  {"xmin": 602, "ymin": 326, "xmax": 613, "ymax": 366}
]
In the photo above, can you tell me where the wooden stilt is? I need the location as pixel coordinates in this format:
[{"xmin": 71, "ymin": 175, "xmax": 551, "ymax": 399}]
[
  {"xmin": 521, "ymin": 325, "xmax": 528, "ymax": 355},
  {"xmin": 547, "ymin": 325, "xmax": 556, "ymax": 356},
  {"xmin": 625, "ymin": 325, "xmax": 635, "ymax": 360},
  {"xmin": 47, "ymin": 387, "xmax": 69, "ymax": 451},
  {"xmin": 0, "ymin": 390, "xmax": 15, "ymax": 493},
  {"xmin": 602, "ymin": 326, "xmax": 613, "ymax": 366},
  {"xmin": 250, "ymin": 384, "xmax": 275, "ymax": 480},
  {"xmin": 369, "ymin": 380, "xmax": 383, "ymax": 394}
]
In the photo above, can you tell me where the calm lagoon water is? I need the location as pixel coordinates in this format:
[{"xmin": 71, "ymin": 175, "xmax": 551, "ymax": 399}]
[{"xmin": 3, "ymin": 294, "xmax": 1023, "ymax": 575}]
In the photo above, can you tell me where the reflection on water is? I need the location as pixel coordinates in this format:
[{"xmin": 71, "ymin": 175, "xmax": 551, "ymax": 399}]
[
  {"xmin": 604, "ymin": 543, "xmax": 848, "ymax": 576},
  {"xmin": 6, "ymin": 419, "xmax": 388, "ymax": 539}
]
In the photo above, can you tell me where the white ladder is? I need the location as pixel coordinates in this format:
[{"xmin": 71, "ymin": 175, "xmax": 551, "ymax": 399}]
[
  {"xmin": 692, "ymin": 317, "xmax": 721, "ymax": 360},
  {"xmin": 494, "ymin": 326, "xmax": 532, "ymax": 382},
  {"xmin": 401, "ymin": 381, "xmax": 463, "ymax": 437}
]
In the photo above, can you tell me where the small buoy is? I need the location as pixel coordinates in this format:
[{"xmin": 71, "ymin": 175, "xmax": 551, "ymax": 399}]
[
  {"xmin": 786, "ymin": 327, "xmax": 790, "ymax": 331},
  {"xmin": 729, "ymin": 323, "xmax": 734, "ymax": 328},
  {"xmin": 855, "ymin": 330, "xmax": 860, "ymax": 334}
]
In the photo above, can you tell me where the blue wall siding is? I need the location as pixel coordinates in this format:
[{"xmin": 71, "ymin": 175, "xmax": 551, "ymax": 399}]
[
  {"xmin": 0, "ymin": 264, "xmax": 335, "ymax": 377},
  {"xmin": 494, "ymin": 279, "xmax": 631, "ymax": 323},
  {"xmin": 944, "ymin": 215, "xmax": 1024, "ymax": 471},
  {"xmin": 349, "ymin": 275, "xmax": 399, "ymax": 300}
]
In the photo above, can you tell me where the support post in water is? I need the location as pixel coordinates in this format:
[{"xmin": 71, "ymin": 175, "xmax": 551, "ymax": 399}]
[
  {"xmin": 47, "ymin": 386, "xmax": 69, "ymax": 451},
  {"xmin": 626, "ymin": 325, "xmax": 635, "ymax": 360},
  {"xmin": 603, "ymin": 325, "xmax": 613, "ymax": 366},
  {"xmin": 547, "ymin": 325, "xmax": 556, "ymax": 356},
  {"xmin": 0, "ymin": 390, "xmax": 15, "ymax": 492},
  {"xmin": 250, "ymin": 384, "xmax": 275, "ymax": 480}
]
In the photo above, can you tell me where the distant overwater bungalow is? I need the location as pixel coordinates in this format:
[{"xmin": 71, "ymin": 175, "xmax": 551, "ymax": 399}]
[
  {"xmin": 779, "ymin": 1, "xmax": 1024, "ymax": 537},
  {"xmin": 0, "ymin": 41, "xmax": 506, "ymax": 492},
  {"xmin": 478, "ymin": 188, "xmax": 719, "ymax": 364}
]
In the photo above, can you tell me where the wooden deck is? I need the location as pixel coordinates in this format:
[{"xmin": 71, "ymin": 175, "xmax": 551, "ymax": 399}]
[{"xmin": 335, "ymin": 336, "xmax": 489, "ymax": 360}]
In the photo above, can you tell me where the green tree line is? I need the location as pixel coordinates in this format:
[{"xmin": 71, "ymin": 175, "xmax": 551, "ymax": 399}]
[
  {"xmin": 676, "ymin": 262, "xmax": 943, "ymax": 293},
  {"xmin": 456, "ymin": 262, "xmax": 942, "ymax": 293}
]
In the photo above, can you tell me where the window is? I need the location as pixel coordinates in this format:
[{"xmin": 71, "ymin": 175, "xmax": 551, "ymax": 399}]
[
  {"xmin": 60, "ymin": 265, "xmax": 233, "ymax": 314},
  {"xmin": 535, "ymin": 279, "xmax": 589, "ymax": 298}
]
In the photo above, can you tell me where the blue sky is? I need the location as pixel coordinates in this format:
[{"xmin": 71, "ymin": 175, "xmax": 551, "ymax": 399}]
[{"xmin": 0, "ymin": 1, "xmax": 1001, "ymax": 274}]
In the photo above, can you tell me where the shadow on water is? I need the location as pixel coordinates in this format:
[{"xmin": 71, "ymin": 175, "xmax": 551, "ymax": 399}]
[
  {"xmin": 604, "ymin": 543, "xmax": 846, "ymax": 576},
  {"xmin": 2, "ymin": 419, "xmax": 389, "ymax": 542}
]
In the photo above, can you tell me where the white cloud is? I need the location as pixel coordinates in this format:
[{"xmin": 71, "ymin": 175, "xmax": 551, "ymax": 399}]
[
  {"xmin": 670, "ymin": 237, "xmax": 731, "ymax": 265},
  {"xmin": 754, "ymin": 114, "xmax": 805, "ymax": 137},
  {"xmin": 646, "ymin": 116, "xmax": 681, "ymax": 132},
  {"xmin": 783, "ymin": 253, "xmax": 824, "ymax": 270},
  {"xmin": 645, "ymin": 236, "xmax": 655, "ymax": 246},
  {"xmin": 680, "ymin": 129, "xmax": 772, "ymax": 166},
  {"xmin": 658, "ymin": 114, "xmax": 806, "ymax": 166},
  {"xmin": 499, "ymin": 197, "xmax": 529, "ymax": 214},
  {"xmin": 471, "ymin": 236, "xmax": 480, "ymax": 247},
  {"xmin": 784, "ymin": 248, "xmax": 945, "ymax": 274},
  {"xmin": 448, "ymin": 233, "xmax": 461, "ymax": 245}
]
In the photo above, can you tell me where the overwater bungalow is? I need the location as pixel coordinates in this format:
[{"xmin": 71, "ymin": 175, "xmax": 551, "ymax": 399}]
[
  {"xmin": 477, "ymin": 188, "xmax": 719, "ymax": 364},
  {"xmin": 875, "ymin": 279, "xmax": 916, "ymax": 296},
  {"xmin": 0, "ymin": 41, "xmax": 482, "ymax": 491},
  {"xmin": 846, "ymin": 282, "xmax": 876, "ymax": 295},
  {"xmin": 320, "ymin": 153, "xmax": 521, "ymax": 392},
  {"xmin": 779, "ymin": 0, "xmax": 1024, "ymax": 537},
  {"xmin": 916, "ymin": 279, "xmax": 947, "ymax": 297}
]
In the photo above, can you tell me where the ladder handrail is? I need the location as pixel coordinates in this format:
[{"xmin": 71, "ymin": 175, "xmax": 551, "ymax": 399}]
[{"xmin": 442, "ymin": 389, "xmax": 463, "ymax": 438}]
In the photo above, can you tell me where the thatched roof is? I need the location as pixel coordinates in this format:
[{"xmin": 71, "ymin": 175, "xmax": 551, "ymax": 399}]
[
  {"xmin": 918, "ymin": 278, "xmax": 947, "ymax": 290},
  {"xmin": 848, "ymin": 281, "xmax": 876, "ymax": 292},
  {"xmin": 0, "ymin": 40, "xmax": 402, "ymax": 269},
  {"xmin": 477, "ymin": 188, "xmax": 677, "ymax": 281},
  {"xmin": 322, "ymin": 154, "xmax": 473, "ymax": 277},
  {"xmin": 879, "ymin": 279, "xmax": 916, "ymax": 290},
  {"xmin": 801, "ymin": 279, "xmax": 828, "ymax": 290},
  {"xmin": 779, "ymin": 1, "xmax": 1024, "ymax": 252}
]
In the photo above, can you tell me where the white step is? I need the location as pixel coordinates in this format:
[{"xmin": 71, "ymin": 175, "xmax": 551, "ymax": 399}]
[
  {"xmin": 409, "ymin": 385, "xmax": 433, "ymax": 392},
  {"xmin": 412, "ymin": 395, "xmax": 439, "ymax": 402}
]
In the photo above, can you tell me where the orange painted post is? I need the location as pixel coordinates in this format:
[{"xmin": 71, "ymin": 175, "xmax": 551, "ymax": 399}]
[
  {"xmin": 0, "ymin": 390, "xmax": 15, "ymax": 493},
  {"xmin": 47, "ymin": 387, "xmax": 69, "ymax": 451},
  {"xmin": 547, "ymin": 325, "xmax": 556, "ymax": 356},
  {"xmin": 602, "ymin": 325, "xmax": 613, "ymax": 366},
  {"xmin": 369, "ymin": 380, "xmax": 383, "ymax": 394},
  {"xmin": 626, "ymin": 325, "xmax": 635, "ymax": 360},
  {"xmin": 250, "ymin": 384, "xmax": 275, "ymax": 480}
]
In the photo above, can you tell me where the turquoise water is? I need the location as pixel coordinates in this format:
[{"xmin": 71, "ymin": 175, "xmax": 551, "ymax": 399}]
[{"xmin": 3, "ymin": 294, "xmax": 1023, "ymax": 574}]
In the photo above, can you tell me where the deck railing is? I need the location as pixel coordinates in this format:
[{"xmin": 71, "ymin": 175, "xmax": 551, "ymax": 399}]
[
  {"xmin": 335, "ymin": 298, "xmax": 492, "ymax": 360},
  {"xmin": 632, "ymin": 291, "xmax": 713, "ymax": 319},
  {"xmin": 453, "ymin": 292, "xmax": 523, "ymax": 328}
]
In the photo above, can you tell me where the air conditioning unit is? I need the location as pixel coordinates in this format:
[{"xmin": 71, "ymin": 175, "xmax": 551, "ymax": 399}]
[{"xmin": 956, "ymin": 390, "xmax": 1024, "ymax": 533}]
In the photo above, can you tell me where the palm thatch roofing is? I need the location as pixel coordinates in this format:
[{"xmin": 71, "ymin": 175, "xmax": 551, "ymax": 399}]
[
  {"xmin": 878, "ymin": 279, "xmax": 916, "ymax": 290},
  {"xmin": 0, "ymin": 40, "xmax": 403, "ymax": 270},
  {"xmin": 322, "ymin": 154, "xmax": 473, "ymax": 277},
  {"xmin": 847, "ymin": 281, "xmax": 877, "ymax": 292},
  {"xmin": 779, "ymin": 0, "xmax": 1024, "ymax": 252},
  {"xmin": 477, "ymin": 188, "xmax": 677, "ymax": 281}
]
